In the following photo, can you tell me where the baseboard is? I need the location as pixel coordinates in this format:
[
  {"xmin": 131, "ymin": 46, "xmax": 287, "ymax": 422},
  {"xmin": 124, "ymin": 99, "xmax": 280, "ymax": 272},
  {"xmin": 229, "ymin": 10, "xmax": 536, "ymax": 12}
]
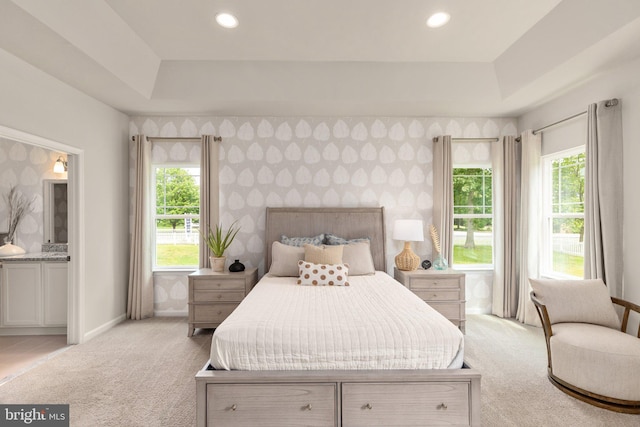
[
  {"xmin": 154, "ymin": 310, "xmax": 188, "ymax": 317},
  {"xmin": 466, "ymin": 308, "xmax": 492, "ymax": 315},
  {"xmin": 82, "ymin": 314, "xmax": 126, "ymax": 342},
  {"xmin": 0, "ymin": 327, "xmax": 67, "ymax": 336}
]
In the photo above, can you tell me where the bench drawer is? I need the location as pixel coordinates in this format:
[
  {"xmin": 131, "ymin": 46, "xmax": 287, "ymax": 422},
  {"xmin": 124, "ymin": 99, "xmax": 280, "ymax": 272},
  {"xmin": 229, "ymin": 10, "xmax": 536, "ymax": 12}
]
[
  {"xmin": 208, "ymin": 383, "xmax": 336, "ymax": 426},
  {"xmin": 342, "ymin": 382, "xmax": 469, "ymax": 426}
]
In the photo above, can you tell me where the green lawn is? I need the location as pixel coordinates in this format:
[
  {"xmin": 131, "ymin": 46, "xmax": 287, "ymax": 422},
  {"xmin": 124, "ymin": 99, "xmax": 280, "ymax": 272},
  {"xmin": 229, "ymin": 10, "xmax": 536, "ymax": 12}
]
[
  {"xmin": 156, "ymin": 244, "xmax": 198, "ymax": 267},
  {"xmin": 454, "ymin": 245, "xmax": 584, "ymax": 277},
  {"xmin": 553, "ymin": 252, "xmax": 584, "ymax": 277},
  {"xmin": 453, "ymin": 245, "xmax": 493, "ymax": 265}
]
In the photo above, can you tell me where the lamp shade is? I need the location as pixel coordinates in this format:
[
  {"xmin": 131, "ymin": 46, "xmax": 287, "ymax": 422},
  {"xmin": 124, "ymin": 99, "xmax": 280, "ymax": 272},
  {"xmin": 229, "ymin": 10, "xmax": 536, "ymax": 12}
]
[
  {"xmin": 53, "ymin": 157, "xmax": 66, "ymax": 173},
  {"xmin": 392, "ymin": 219, "xmax": 424, "ymax": 242}
]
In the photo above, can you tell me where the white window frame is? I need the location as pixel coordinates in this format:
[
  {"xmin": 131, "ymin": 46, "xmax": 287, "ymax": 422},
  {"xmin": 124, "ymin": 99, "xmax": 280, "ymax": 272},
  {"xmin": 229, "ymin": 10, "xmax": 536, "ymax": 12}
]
[
  {"xmin": 152, "ymin": 164, "xmax": 201, "ymax": 271},
  {"xmin": 452, "ymin": 166, "xmax": 494, "ymax": 270},
  {"xmin": 540, "ymin": 146, "xmax": 585, "ymax": 279}
]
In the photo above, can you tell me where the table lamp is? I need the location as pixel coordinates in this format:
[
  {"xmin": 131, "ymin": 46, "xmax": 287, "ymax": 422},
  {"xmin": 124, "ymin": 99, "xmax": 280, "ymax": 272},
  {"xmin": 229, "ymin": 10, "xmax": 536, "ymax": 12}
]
[{"xmin": 393, "ymin": 219, "xmax": 424, "ymax": 271}]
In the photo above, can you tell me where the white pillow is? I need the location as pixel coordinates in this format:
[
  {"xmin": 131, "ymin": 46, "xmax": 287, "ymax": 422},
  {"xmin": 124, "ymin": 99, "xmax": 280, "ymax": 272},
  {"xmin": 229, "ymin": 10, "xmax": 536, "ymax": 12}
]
[
  {"xmin": 529, "ymin": 278, "xmax": 620, "ymax": 329},
  {"xmin": 342, "ymin": 241, "xmax": 375, "ymax": 276},
  {"xmin": 269, "ymin": 241, "xmax": 304, "ymax": 276},
  {"xmin": 297, "ymin": 260, "xmax": 350, "ymax": 286}
]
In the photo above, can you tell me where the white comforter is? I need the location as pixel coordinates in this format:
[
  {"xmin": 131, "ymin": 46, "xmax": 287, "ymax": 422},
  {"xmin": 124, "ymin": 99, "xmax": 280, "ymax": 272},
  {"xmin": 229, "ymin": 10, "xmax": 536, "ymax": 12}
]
[{"xmin": 210, "ymin": 271, "xmax": 464, "ymax": 370}]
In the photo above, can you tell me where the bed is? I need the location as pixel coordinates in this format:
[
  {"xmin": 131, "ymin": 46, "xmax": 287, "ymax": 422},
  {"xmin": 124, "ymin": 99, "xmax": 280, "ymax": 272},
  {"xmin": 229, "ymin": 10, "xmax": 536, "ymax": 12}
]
[{"xmin": 196, "ymin": 207, "xmax": 480, "ymax": 426}]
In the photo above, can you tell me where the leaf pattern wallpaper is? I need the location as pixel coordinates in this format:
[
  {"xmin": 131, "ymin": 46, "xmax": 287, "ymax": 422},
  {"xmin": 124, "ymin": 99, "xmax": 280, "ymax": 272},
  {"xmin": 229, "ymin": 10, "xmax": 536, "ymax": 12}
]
[
  {"xmin": 0, "ymin": 137, "xmax": 67, "ymax": 252},
  {"xmin": 130, "ymin": 116, "xmax": 517, "ymax": 315}
]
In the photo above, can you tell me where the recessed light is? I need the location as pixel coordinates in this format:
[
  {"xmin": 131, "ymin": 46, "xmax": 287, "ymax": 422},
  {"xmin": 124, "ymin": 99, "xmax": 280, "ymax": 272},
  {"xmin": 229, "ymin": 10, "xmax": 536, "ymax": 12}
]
[
  {"xmin": 216, "ymin": 12, "xmax": 238, "ymax": 29},
  {"xmin": 426, "ymin": 12, "xmax": 450, "ymax": 28}
]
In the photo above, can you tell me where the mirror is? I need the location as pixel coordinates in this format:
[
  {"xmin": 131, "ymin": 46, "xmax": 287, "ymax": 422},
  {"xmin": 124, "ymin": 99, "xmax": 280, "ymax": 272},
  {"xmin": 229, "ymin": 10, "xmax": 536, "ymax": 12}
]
[{"xmin": 43, "ymin": 179, "xmax": 68, "ymax": 243}]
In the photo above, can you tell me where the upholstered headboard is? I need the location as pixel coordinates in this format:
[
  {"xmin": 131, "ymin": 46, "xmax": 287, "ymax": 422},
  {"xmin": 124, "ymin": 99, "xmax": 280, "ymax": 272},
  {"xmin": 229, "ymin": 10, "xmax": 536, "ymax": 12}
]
[{"xmin": 265, "ymin": 207, "xmax": 386, "ymax": 272}]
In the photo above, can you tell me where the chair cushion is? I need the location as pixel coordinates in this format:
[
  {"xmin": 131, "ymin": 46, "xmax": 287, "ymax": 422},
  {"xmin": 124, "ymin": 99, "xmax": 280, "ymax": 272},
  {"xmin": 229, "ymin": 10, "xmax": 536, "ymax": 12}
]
[
  {"xmin": 550, "ymin": 323, "xmax": 640, "ymax": 401},
  {"xmin": 529, "ymin": 278, "xmax": 621, "ymax": 329}
]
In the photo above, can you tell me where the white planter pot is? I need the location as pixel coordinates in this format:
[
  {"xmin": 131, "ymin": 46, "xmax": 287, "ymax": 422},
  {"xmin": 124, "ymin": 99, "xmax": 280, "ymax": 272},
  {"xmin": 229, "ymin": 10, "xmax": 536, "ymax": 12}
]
[{"xmin": 210, "ymin": 256, "xmax": 226, "ymax": 272}]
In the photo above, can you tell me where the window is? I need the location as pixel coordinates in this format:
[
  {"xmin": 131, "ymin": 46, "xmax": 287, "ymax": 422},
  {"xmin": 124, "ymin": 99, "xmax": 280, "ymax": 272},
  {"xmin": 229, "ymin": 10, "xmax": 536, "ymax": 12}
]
[
  {"xmin": 542, "ymin": 148, "xmax": 585, "ymax": 278},
  {"xmin": 452, "ymin": 167, "xmax": 493, "ymax": 268},
  {"xmin": 154, "ymin": 166, "xmax": 200, "ymax": 269}
]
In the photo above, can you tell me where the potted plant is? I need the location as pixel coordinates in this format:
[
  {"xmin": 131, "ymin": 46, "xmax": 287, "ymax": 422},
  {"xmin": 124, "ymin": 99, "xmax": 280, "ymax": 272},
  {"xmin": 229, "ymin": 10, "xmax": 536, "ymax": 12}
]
[
  {"xmin": 202, "ymin": 221, "xmax": 240, "ymax": 272},
  {"xmin": 0, "ymin": 185, "xmax": 34, "ymax": 256}
]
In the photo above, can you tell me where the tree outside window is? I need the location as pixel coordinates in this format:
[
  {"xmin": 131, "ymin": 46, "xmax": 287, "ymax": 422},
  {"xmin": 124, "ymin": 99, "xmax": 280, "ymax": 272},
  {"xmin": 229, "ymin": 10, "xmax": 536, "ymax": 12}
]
[
  {"xmin": 452, "ymin": 168, "xmax": 493, "ymax": 267},
  {"xmin": 544, "ymin": 151, "xmax": 585, "ymax": 278},
  {"xmin": 154, "ymin": 167, "xmax": 200, "ymax": 268}
]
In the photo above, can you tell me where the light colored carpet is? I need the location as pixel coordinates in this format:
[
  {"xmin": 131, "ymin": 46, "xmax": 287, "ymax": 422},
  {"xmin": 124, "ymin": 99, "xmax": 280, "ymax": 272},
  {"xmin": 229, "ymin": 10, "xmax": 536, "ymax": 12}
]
[
  {"xmin": 0, "ymin": 315, "xmax": 638, "ymax": 426},
  {"xmin": 463, "ymin": 314, "xmax": 639, "ymax": 426},
  {"xmin": 0, "ymin": 318, "xmax": 210, "ymax": 426}
]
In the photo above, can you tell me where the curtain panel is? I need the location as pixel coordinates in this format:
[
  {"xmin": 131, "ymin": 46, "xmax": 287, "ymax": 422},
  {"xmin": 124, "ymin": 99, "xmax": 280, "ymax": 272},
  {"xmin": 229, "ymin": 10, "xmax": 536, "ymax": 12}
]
[
  {"xmin": 199, "ymin": 135, "xmax": 220, "ymax": 268},
  {"xmin": 584, "ymin": 100, "xmax": 624, "ymax": 297},
  {"xmin": 492, "ymin": 136, "xmax": 520, "ymax": 318},
  {"xmin": 127, "ymin": 135, "xmax": 154, "ymax": 320},
  {"xmin": 432, "ymin": 136, "xmax": 453, "ymax": 263},
  {"xmin": 516, "ymin": 130, "xmax": 542, "ymax": 326}
]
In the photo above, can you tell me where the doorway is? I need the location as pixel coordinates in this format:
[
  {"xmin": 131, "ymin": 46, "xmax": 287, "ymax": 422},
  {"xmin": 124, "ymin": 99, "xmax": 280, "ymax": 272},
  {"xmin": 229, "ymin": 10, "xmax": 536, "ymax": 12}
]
[{"xmin": 0, "ymin": 125, "xmax": 82, "ymax": 344}]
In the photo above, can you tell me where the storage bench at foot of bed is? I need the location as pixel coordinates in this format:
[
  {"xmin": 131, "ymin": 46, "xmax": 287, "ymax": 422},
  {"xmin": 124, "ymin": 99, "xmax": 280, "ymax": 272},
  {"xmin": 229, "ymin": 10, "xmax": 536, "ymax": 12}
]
[{"xmin": 196, "ymin": 364, "xmax": 481, "ymax": 427}]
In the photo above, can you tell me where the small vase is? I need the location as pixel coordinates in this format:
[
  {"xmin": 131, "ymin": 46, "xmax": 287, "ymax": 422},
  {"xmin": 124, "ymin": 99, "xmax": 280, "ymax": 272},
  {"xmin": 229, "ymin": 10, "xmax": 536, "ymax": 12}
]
[
  {"xmin": 210, "ymin": 256, "xmax": 226, "ymax": 272},
  {"xmin": 0, "ymin": 242, "xmax": 26, "ymax": 256},
  {"xmin": 229, "ymin": 259, "xmax": 245, "ymax": 272},
  {"xmin": 433, "ymin": 254, "xmax": 448, "ymax": 270}
]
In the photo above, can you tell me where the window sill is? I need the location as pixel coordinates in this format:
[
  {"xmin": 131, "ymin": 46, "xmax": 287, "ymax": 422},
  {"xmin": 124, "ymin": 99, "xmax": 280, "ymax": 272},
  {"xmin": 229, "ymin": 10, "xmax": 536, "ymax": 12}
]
[
  {"xmin": 451, "ymin": 265, "xmax": 494, "ymax": 272},
  {"xmin": 153, "ymin": 269, "xmax": 197, "ymax": 276},
  {"xmin": 539, "ymin": 272, "xmax": 584, "ymax": 280}
]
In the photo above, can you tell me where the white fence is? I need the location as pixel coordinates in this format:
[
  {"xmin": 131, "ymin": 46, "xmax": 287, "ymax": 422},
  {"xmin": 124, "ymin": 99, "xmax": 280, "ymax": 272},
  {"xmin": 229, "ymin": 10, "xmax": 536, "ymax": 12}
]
[
  {"xmin": 452, "ymin": 231, "xmax": 583, "ymax": 256},
  {"xmin": 156, "ymin": 229, "xmax": 199, "ymax": 245},
  {"xmin": 552, "ymin": 234, "xmax": 584, "ymax": 256}
]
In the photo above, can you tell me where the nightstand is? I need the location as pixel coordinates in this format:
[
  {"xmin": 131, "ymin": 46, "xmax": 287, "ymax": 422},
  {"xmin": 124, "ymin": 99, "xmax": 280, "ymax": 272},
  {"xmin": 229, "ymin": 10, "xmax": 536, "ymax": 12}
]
[
  {"xmin": 394, "ymin": 267, "xmax": 466, "ymax": 333},
  {"xmin": 188, "ymin": 267, "xmax": 258, "ymax": 337}
]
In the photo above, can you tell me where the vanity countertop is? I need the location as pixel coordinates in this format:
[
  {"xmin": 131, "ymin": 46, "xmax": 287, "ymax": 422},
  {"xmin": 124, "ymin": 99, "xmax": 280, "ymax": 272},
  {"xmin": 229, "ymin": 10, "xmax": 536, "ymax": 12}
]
[{"xmin": 0, "ymin": 252, "xmax": 69, "ymax": 262}]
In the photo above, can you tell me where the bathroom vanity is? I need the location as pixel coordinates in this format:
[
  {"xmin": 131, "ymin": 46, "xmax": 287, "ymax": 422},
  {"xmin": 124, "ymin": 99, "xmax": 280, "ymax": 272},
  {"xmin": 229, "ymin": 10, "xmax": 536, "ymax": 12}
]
[{"xmin": 0, "ymin": 247, "xmax": 68, "ymax": 335}]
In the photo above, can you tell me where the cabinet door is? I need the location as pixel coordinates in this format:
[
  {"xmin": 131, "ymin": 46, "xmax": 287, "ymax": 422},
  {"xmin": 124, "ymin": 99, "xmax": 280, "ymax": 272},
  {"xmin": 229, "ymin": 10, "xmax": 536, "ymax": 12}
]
[
  {"xmin": 1, "ymin": 263, "xmax": 42, "ymax": 326},
  {"xmin": 43, "ymin": 263, "xmax": 68, "ymax": 326}
]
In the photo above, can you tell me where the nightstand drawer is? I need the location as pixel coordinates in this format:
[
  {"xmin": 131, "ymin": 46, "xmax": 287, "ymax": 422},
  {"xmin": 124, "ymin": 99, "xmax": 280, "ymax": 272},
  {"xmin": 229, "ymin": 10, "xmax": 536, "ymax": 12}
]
[
  {"xmin": 428, "ymin": 301, "xmax": 463, "ymax": 320},
  {"xmin": 192, "ymin": 303, "xmax": 238, "ymax": 323},
  {"xmin": 193, "ymin": 278, "xmax": 245, "ymax": 291},
  {"xmin": 411, "ymin": 278, "xmax": 460, "ymax": 290},
  {"xmin": 194, "ymin": 290, "xmax": 244, "ymax": 302},
  {"xmin": 413, "ymin": 289, "xmax": 460, "ymax": 301}
]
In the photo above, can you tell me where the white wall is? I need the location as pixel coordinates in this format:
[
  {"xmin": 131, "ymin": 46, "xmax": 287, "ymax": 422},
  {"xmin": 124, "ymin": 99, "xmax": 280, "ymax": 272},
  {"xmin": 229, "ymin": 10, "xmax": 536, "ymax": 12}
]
[
  {"xmin": 518, "ymin": 56, "xmax": 640, "ymax": 329},
  {"xmin": 0, "ymin": 48, "xmax": 130, "ymax": 340}
]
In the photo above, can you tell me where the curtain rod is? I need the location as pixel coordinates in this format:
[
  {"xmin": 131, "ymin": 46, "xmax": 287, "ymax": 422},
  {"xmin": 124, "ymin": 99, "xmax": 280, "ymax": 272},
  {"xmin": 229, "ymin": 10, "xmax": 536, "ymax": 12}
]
[
  {"xmin": 130, "ymin": 136, "xmax": 222, "ymax": 142},
  {"xmin": 432, "ymin": 137, "xmax": 499, "ymax": 142},
  {"xmin": 532, "ymin": 98, "xmax": 618, "ymax": 135}
]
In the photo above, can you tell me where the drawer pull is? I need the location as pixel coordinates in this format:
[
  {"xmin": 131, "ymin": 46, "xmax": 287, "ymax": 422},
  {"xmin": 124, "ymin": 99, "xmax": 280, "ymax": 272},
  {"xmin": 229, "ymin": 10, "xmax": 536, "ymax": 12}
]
[
  {"xmin": 217, "ymin": 294, "xmax": 222, "ymax": 299},
  {"xmin": 363, "ymin": 403, "xmax": 373, "ymax": 410},
  {"xmin": 438, "ymin": 403, "xmax": 448, "ymax": 410},
  {"xmin": 217, "ymin": 311, "xmax": 222, "ymax": 315},
  {"xmin": 303, "ymin": 403, "xmax": 312, "ymax": 411},
  {"xmin": 230, "ymin": 404, "xmax": 237, "ymax": 411}
]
